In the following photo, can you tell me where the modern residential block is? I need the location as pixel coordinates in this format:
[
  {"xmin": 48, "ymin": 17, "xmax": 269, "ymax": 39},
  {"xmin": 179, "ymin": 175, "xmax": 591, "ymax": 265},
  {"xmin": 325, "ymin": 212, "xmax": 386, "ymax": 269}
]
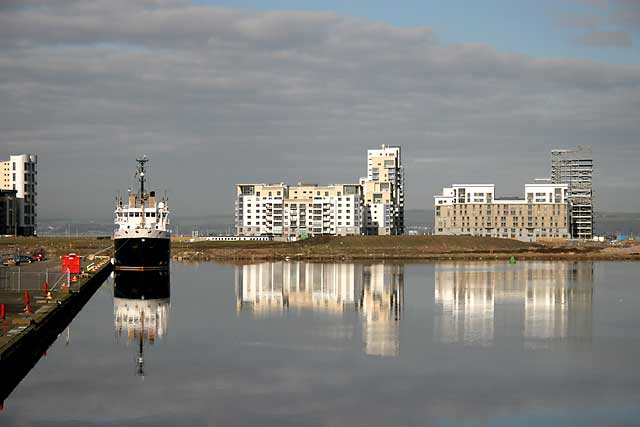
[
  {"xmin": 236, "ymin": 183, "xmax": 363, "ymax": 238},
  {"xmin": 434, "ymin": 183, "xmax": 571, "ymax": 242},
  {"xmin": 361, "ymin": 145, "xmax": 404, "ymax": 235},
  {"xmin": 235, "ymin": 145, "xmax": 404, "ymax": 238},
  {"xmin": 1, "ymin": 154, "xmax": 38, "ymax": 236}
]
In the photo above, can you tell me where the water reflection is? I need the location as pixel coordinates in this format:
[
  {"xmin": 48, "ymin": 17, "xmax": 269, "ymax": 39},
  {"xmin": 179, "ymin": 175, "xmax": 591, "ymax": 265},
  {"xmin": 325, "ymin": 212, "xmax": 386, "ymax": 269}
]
[
  {"xmin": 235, "ymin": 262, "xmax": 403, "ymax": 357},
  {"xmin": 113, "ymin": 270, "xmax": 170, "ymax": 376},
  {"xmin": 434, "ymin": 262, "xmax": 593, "ymax": 348}
]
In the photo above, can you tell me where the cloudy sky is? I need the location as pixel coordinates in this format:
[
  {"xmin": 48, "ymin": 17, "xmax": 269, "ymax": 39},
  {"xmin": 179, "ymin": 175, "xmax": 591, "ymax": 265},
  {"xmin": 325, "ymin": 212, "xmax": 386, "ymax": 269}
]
[{"xmin": 1, "ymin": 0, "xmax": 639, "ymax": 220}]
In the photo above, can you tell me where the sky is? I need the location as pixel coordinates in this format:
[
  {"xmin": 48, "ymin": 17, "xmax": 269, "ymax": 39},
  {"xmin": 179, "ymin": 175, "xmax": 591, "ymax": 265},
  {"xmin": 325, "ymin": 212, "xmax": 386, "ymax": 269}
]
[{"xmin": 0, "ymin": 0, "xmax": 639, "ymax": 220}]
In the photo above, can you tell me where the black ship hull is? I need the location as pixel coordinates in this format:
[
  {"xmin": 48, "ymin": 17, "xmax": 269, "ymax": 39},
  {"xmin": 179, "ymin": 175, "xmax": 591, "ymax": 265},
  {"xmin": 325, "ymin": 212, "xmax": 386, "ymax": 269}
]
[{"xmin": 114, "ymin": 237, "xmax": 170, "ymax": 269}]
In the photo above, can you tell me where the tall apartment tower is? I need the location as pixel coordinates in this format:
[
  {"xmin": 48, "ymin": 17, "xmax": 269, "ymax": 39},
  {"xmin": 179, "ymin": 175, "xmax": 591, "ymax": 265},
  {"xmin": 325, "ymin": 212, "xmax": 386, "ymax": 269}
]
[
  {"xmin": 361, "ymin": 145, "xmax": 404, "ymax": 235},
  {"xmin": 1, "ymin": 154, "xmax": 38, "ymax": 236},
  {"xmin": 551, "ymin": 147, "xmax": 593, "ymax": 239}
]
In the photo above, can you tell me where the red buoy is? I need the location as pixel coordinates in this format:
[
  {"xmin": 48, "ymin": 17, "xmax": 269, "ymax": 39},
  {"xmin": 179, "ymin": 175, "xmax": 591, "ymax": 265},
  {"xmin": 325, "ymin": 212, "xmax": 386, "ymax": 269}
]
[{"xmin": 1, "ymin": 303, "xmax": 5, "ymax": 320}]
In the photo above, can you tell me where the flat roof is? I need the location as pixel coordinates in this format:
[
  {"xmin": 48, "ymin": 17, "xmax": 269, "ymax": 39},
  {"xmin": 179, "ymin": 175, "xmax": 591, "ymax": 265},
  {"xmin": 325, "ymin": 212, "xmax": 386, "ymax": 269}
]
[{"xmin": 451, "ymin": 184, "xmax": 494, "ymax": 187}]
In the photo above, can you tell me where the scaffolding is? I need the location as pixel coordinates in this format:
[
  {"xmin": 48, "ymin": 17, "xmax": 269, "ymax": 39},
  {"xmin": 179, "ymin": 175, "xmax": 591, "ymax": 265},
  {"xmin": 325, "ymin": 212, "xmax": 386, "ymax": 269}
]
[{"xmin": 551, "ymin": 146, "xmax": 593, "ymax": 239}]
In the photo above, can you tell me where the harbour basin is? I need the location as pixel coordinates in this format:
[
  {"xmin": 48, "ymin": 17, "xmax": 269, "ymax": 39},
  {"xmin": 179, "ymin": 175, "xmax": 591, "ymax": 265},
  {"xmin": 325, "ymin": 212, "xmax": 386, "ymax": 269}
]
[{"xmin": 1, "ymin": 260, "xmax": 639, "ymax": 426}]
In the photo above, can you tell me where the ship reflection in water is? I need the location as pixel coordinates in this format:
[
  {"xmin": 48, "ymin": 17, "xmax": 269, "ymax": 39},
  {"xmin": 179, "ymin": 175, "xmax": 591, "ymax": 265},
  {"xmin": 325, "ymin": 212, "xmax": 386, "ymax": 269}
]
[
  {"xmin": 434, "ymin": 261, "xmax": 593, "ymax": 348},
  {"xmin": 235, "ymin": 262, "xmax": 403, "ymax": 357},
  {"xmin": 113, "ymin": 270, "xmax": 170, "ymax": 376}
]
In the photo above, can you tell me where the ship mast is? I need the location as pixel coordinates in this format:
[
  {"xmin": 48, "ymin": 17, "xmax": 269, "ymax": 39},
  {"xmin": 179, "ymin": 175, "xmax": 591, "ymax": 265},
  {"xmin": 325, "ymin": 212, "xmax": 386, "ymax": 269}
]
[
  {"xmin": 136, "ymin": 155, "xmax": 148, "ymax": 198},
  {"xmin": 136, "ymin": 156, "xmax": 148, "ymax": 227}
]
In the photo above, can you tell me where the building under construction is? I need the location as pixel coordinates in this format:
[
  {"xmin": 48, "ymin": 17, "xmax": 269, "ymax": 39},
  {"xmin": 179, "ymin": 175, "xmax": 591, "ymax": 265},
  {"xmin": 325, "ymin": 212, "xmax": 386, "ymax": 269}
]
[{"xmin": 551, "ymin": 147, "xmax": 593, "ymax": 239}]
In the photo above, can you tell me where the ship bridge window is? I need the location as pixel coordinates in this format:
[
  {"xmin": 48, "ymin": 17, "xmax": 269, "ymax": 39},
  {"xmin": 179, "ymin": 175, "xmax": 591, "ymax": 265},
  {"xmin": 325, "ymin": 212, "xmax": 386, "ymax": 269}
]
[{"xmin": 134, "ymin": 212, "xmax": 140, "ymax": 217}]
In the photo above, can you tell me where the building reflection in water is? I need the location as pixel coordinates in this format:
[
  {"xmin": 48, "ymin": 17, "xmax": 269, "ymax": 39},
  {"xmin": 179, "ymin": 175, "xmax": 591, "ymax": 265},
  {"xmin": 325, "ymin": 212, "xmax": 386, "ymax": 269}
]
[
  {"xmin": 434, "ymin": 262, "xmax": 593, "ymax": 348},
  {"xmin": 235, "ymin": 262, "xmax": 403, "ymax": 357},
  {"xmin": 113, "ymin": 270, "xmax": 170, "ymax": 376}
]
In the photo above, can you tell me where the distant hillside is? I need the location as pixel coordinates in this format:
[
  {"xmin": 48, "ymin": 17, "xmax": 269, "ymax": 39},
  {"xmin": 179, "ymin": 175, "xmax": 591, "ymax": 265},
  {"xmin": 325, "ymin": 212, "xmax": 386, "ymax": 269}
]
[
  {"xmin": 37, "ymin": 214, "xmax": 236, "ymax": 237},
  {"xmin": 35, "ymin": 210, "xmax": 638, "ymax": 237},
  {"xmin": 172, "ymin": 214, "xmax": 235, "ymax": 236},
  {"xmin": 595, "ymin": 212, "xmax": 640, "ymax": 236},
  {"xmin": 405, "ymin": 209, "xmax": 434, "ymax": 228}
]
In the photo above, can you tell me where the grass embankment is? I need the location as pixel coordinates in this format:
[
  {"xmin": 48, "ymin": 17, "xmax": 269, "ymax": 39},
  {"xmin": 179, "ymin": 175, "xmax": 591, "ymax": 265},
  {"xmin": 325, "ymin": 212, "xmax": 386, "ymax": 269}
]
[
  {"xmin": 173, "ymin": 235, "xmax": 533, "ymax": 262},
  {"xmin": 2, "ymin": 235, "xmax": 639, "ymax": 263},
  {"xmin": 173, "ymin": 235, "xmax": 639, "ymax": 262}
]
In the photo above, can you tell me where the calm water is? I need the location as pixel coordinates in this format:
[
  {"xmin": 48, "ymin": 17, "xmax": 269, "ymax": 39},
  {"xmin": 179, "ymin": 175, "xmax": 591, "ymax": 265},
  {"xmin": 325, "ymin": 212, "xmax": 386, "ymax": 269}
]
[{"xmin": 2, "ymin": 261, "xmax": 640, "ymax": 426}]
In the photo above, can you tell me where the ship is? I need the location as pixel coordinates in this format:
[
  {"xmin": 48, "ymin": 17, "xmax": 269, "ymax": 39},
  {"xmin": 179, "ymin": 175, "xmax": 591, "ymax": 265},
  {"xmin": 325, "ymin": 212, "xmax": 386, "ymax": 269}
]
[{"xmin": 113, "ymin": 156, "xmax": 171, "ymax": 270}]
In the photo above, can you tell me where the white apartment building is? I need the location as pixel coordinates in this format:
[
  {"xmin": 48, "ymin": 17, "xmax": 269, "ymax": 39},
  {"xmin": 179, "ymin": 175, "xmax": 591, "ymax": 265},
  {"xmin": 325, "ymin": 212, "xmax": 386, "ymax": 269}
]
[
  {"xmin": 236, "ymin": 183, "xmax": 363, "ymax": 238},
  {"xmin": 361, "ymin": 145, "xmax": 404, "ymax": 235},
  {"xmin": 434, "ymin": 182, "xmax": 570, "ymax": 242},
  {"xmin": 1, "ymin": 154, "xmax": 38, "ymax": 236},
  {"xmin": 235, "ymin": 145, "xmax": 405, "ymax": 238}
]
